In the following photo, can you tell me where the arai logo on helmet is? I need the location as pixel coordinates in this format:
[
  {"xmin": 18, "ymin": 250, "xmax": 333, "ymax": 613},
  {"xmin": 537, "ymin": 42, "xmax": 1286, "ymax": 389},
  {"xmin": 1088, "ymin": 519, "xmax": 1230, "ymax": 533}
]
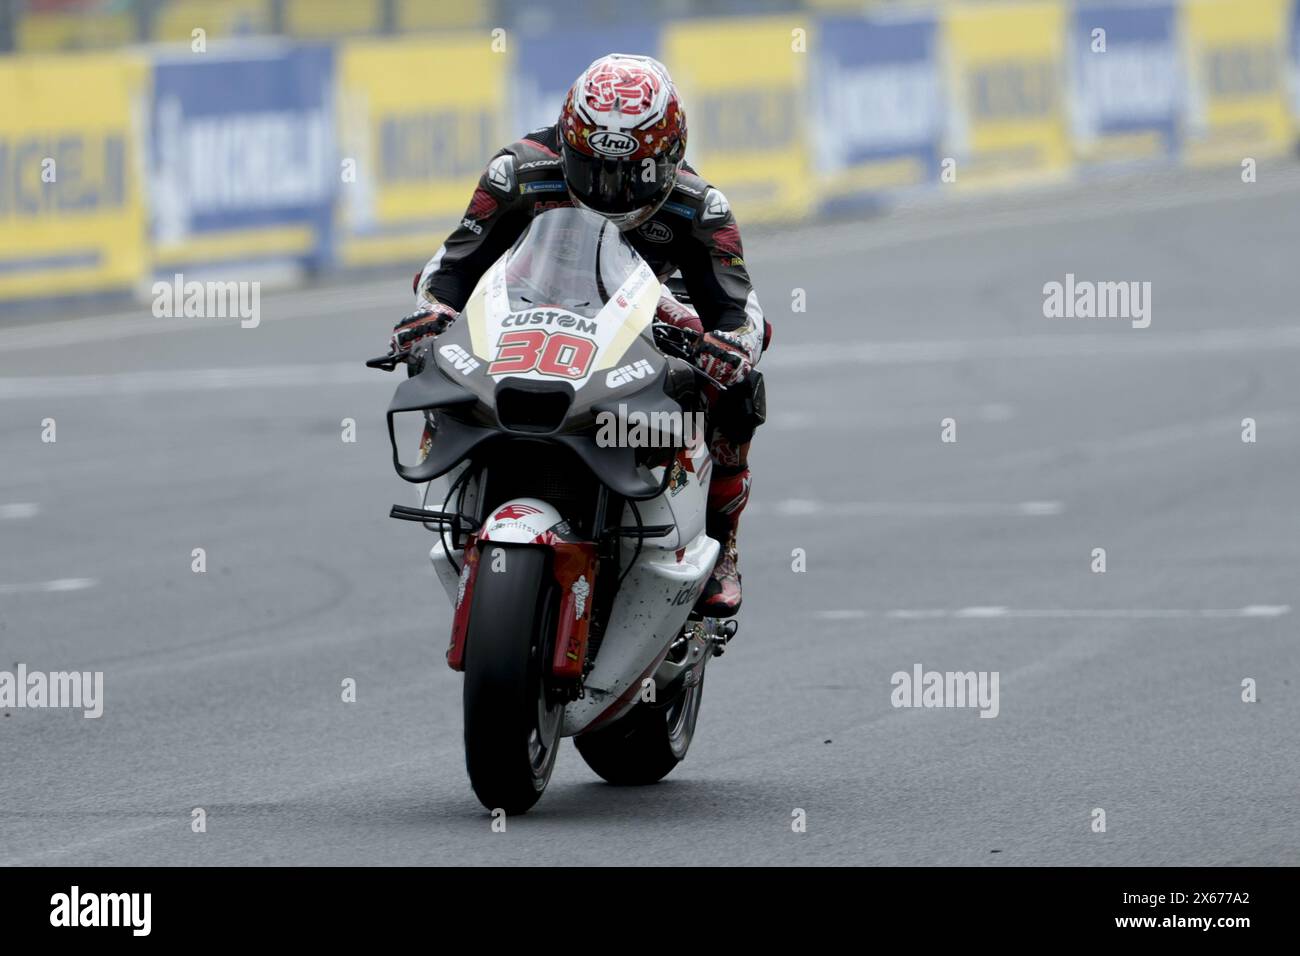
[
  {"xmin": 638, "ymin": 221, "xmax": 673, "ymax": 243},
  {"xmin": 588, "ymin": 129, "xmax": 639, "ymax": 157}
]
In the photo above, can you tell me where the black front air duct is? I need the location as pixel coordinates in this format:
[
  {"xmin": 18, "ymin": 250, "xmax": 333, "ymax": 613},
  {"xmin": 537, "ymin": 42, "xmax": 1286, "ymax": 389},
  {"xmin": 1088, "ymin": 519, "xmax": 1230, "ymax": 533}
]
[{"xmin": 495, "ymin": 380, "xmax": 574, "ymax": 434}]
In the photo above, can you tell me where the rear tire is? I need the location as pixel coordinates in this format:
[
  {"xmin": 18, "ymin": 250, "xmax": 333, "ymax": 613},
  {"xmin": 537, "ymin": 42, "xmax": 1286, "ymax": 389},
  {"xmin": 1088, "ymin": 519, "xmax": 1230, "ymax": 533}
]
[
  {"xmin": 462, "ymin": 545, "xmax": 563, "ymax": 814},
  {"xmin": 574, "ymin": 676, "xmax": 704, "ymax": 786}
]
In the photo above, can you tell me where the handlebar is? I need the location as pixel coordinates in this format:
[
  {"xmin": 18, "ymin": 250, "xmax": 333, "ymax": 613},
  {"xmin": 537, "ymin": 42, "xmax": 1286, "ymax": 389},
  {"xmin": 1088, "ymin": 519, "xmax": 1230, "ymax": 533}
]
[
  {"xmin": 366, "ymin": 325, "xmax": 724, "ymax": 388},
  {"xmin": 652, "ymin": 321, "xmax": 729, "ymax": 390},
  {"xmin": 651, "ymin": 320, "xmax": 699, "ymax": 360},
  {"xmin": 364, "ymin": 349, "xmax": 410, "ymax": 372}
]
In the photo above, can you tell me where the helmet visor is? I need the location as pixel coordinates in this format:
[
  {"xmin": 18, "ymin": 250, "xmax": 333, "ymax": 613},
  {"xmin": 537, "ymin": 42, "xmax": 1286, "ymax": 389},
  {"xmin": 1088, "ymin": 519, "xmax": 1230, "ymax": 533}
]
[{"xmin": 561, "ymin": 142, "xmax": 675, "ymax": 215}]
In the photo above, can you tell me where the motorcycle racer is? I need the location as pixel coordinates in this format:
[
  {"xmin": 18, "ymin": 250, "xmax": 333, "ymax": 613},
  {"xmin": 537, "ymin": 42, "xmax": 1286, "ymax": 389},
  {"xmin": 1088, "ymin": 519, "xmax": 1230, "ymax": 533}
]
[{"xmin": 391, "ymin": 53, "xmax": 767, "ymax": 617}]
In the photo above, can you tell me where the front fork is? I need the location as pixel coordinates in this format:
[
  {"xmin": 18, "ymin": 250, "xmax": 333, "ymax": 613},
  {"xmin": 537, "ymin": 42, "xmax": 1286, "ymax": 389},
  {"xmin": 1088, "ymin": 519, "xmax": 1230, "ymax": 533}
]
[{"xmin": 443, "ymin": 535, "xmax": 598, "ymax": 682}]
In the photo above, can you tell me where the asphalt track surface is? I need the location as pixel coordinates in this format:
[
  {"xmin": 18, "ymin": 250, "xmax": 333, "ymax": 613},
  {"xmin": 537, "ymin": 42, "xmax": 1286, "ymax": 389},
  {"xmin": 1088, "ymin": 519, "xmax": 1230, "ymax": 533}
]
[{"xmin": 2, "ymin": 167, "xmax": 1298, "ymax": 866}]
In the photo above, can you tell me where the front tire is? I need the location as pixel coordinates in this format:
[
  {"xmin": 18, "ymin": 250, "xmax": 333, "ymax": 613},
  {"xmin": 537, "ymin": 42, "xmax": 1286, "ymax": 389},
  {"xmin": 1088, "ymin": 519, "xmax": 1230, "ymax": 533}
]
[
  {"xmin": 462, "ymin": 545, "xmax": 563, "ymax": 814},
  {"xmin": 574, "ymin": 675, "xmax": 704, "ymax": 786}
]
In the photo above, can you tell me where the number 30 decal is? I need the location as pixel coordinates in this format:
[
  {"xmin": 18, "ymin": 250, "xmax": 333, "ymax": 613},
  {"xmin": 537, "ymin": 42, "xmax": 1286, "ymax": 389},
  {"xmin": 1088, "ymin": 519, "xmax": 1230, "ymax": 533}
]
[{"xmin": 487, "ymin": 330, "xmax": 597, "ymax": 380}]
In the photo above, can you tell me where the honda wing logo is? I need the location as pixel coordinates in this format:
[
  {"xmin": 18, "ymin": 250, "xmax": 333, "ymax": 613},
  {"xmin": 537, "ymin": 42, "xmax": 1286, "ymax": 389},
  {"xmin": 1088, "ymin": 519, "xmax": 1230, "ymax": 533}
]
[{"xmin": 494, "ymin": 504, "xmax": 544, "ymax": 521}]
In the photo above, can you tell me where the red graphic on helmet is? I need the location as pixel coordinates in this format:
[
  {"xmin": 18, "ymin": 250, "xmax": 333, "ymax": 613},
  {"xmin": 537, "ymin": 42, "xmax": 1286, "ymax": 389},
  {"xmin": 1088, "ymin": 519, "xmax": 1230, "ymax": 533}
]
[
  {"xmin": 557, "ymin": 54, "xmax": 687, "ymax": 230},
  {"xmin": 494, "ymin": 504, "xmax": 544, "ymax": 521},
  {"xmin": 561, "ymin": 55, "xmax": 686, "ymax": 163},
  {"xmin": 584, "ymin": 64, "xmax": 660, "ymax": 117}
]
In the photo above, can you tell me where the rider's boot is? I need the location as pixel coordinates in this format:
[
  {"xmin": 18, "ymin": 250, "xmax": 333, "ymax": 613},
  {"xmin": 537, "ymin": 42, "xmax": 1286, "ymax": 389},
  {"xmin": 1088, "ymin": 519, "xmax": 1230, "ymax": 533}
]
[{"xmin": 695, "ymin": 466, "xmax": 749, "ymax": 618}]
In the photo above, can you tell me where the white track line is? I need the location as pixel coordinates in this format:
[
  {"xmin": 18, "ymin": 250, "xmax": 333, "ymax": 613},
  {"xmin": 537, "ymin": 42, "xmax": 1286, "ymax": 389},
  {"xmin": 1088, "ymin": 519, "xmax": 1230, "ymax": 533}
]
[
  {"xmin": 980, "ymin": 410, "xmax": 1299, "ymax": 472},
  {"xmin": 768, "ymin": 403, "xmax": 1015, "ymax": 431},
  {"xmin": 0, "ymin": 363, "xmax": 377, "ymax": 399},
  {"xmin": 0, "ymin": 283, "xmax": 407, "ymax": 352},
  {"xmin": 758, "ymin": 499, "xmax": 1063, "ymax": 518},
  {"xmin": 763, "ymin": 325, "xmax": 1300, "ymax": 370},
  {"xmin": 0, "ymin": 578, "xmax": 98, "ymax": 595},
  {"xmin": 0, "ymin": 503, "xmax": 39, "ymax": 520},
  {"xmin": 818, "ymin": 610, "xmax": 869, "ymax": 621},
  {"xmin": 816, "ymin": 605, "xmax": 1291, "ymax": 621}
]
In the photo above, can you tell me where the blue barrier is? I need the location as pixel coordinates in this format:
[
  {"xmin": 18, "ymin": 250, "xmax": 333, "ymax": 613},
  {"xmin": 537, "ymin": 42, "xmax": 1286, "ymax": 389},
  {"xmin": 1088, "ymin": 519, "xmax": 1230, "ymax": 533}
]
[{"xmin": 148, "ymin": 43, "xmax": 337, "ymax": 275}]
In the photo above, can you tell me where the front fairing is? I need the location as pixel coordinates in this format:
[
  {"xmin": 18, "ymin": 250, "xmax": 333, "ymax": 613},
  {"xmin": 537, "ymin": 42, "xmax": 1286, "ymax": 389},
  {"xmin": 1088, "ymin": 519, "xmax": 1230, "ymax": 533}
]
[
  {"xmin": 386, "ymin": 209, "xmax": 697, "ymax": 497},
  {"xmin": 451, "ymin": 207, "xmax": 665, "ymax": 417}
]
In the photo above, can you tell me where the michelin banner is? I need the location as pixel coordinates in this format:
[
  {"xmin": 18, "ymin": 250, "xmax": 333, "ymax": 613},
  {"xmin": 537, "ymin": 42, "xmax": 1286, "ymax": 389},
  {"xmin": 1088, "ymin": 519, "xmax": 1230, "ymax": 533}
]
[
  {"xmin": 336, "ymin": 36, "xmax": 510, "ymax": 267},
  {"xmin": 662, "ymin": 16, "xmax": 813, "ymax": 224},
  {"xmin": 1069, "ymin": 2, "xmax": 1182, "ymax": 165},
  {"xmin": 942, "ymin": 1, "xmax": 1072, "ymax": 189},
  {"xmin": 0, "ymin": 54, "xmax": 148, "ymax": 302},
  {"xmin": 149, "ymin": 44, "xmax": 337, "ymax": 275},
  {"xmin": 811, "ymin": 13, "xmax": 942, "ymax": 210},
  {"xmin": 1181, "ymin": 0, "xmax": 1292, "ymax": 164}
]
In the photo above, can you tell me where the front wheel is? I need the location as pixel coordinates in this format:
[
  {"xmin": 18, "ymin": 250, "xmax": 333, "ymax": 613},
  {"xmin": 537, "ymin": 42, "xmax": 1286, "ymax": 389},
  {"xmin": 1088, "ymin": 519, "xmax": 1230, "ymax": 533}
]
[
  {"xmin": 574, "ymin": 674, "xmax": 705, "ymax": 786},
  {"xmin": 462, "ymin": 545, "xmax": 563, "ymax": 814}
]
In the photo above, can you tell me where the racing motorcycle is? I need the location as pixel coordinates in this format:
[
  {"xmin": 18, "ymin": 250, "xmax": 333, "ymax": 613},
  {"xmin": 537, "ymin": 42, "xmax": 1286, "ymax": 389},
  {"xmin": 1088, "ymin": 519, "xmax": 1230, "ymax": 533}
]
[{"xmin": 367, "ymin": 207, "xmax": 740, "ymax": 814}]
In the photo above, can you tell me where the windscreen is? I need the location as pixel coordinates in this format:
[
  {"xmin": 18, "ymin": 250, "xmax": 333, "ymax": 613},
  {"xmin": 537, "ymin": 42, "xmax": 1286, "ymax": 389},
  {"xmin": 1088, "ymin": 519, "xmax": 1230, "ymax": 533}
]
[{"xmin": 503, "ymin": 207, "xmax": 645, "ymax": 319}]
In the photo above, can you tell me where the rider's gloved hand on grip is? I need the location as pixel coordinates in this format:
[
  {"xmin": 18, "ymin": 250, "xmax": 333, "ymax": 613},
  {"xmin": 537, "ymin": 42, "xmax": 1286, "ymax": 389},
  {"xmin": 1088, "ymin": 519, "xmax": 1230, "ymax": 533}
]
[
  {"xmin": 654, "ymin": 292, "xmax": 704, "ymax": 335},
  {"xmin": 390, "ymin": 303, "xmax": 459, "ymax": 356},
  {"xmin": 693, "ymin": 330, "xmax": 752, "ymax": 387}
]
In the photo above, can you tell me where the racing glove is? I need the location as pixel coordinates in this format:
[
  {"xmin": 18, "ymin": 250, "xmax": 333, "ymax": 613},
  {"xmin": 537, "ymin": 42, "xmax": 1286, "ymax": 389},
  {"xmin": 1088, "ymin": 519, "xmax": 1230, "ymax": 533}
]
[
  {"xmin": 654, "ymin": 292, "xmax": 704, "ymax": 335},
  {"xmin": 390, "ymin": 302, "xmax": 458, "ymax": 356},
  {"xmin": 693, "ymin": 330, "xmax": 753, "ymax": 387}
]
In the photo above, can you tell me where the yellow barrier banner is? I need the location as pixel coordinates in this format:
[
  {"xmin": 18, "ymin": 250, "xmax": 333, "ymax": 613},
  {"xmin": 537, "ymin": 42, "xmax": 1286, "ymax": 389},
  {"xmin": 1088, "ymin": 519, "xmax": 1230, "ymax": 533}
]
[
  {"xmin": 337, "ymin": 36, "xmax": 510, "ymax": 266},
  {"xmin": 662, "ymin": 17, "xmax": 814, "ymax": 224},
  {"xmin": 286, "ymin": 0, "xmax": 381, "ymax": 39},
  {"xmin": 152, "ymin": 0, "xmax": 273, "ymax": 43},
  {"xmin": 1182, "ymin": 0, "xmax": 1292, "ymax": 164},
  {"xmin": 0, "ymin": 55, "xmax": 148, "ymax": 301},
  {"xmin": 942, "ymin": 1, "xmax": 1071, "ymax": 189},
  {"xmin": 17, "ymin": 12, "xmax": 134, "ymax": 53}
]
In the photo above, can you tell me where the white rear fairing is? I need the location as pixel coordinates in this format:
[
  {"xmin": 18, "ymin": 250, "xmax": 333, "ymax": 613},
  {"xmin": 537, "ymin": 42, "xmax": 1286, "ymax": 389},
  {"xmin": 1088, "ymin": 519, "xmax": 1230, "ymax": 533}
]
[
  {"xmin": 618, "ymin": 439, "xmax": 711, "ymax": 551},
  {"xmin": 561, "ymin": 529, "xmax": 717, "ymax": 736},
  {"xmin": 559, "ymin": 447, "xmax": 715, "ymax": 736}
]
